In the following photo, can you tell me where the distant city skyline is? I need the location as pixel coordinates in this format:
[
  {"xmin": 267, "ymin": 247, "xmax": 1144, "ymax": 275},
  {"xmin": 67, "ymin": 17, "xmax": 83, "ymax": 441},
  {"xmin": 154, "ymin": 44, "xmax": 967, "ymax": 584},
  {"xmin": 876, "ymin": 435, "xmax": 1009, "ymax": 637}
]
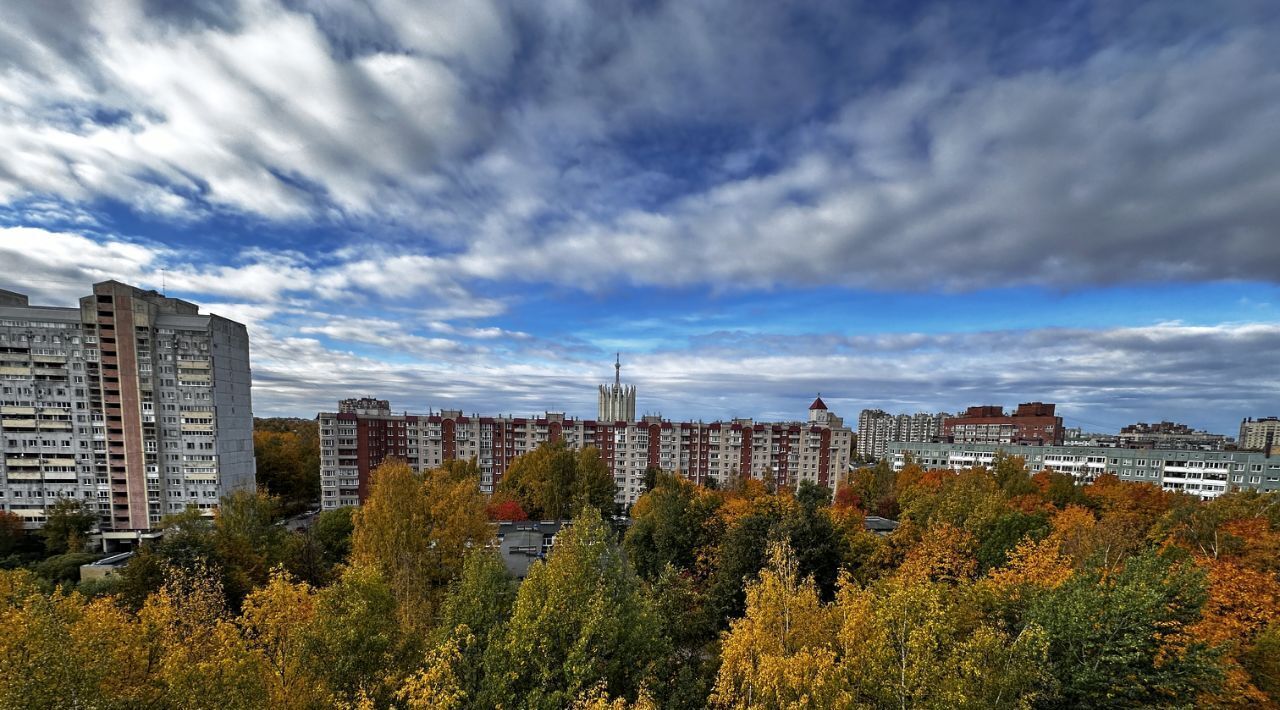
[{"xmin": 2, "ymin": 1, "xmax": 1278, "ymax": 436}]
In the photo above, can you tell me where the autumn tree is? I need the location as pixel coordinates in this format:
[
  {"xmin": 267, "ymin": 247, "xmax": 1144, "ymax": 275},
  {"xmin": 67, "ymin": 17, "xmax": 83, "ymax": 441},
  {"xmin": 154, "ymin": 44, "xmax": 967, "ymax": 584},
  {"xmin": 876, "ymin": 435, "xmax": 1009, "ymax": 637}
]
[
  {"xmin": 239, "ymin": 568, "xmax": 327, "ymax": 708},
  {"xmin": 711, "ymin": 539, "xmax": 840, "ymax": 708},
  {"xmin": 301, "ymin": 564, "xmax": 408, "ymax": 706},
  {"xmin": 253, "ymin": 418, "xmax": 320, "ymax": 515},
  {"xmin": 1025, "ymin": 549, "xmax": 1223, "ymax": 707},
  {"xmin": 481, "ymin": 507, "xmax": 665, "ymax": 709},
  {"xmin": 0, "ymin": 569, "xmax": 152, "ymax": 707},
  {"xmin": 138, "ymin": 562, "xmax": 269, "ymax": 708},
  {"xmin": 834, "ymin": 574, "xmax": 1050, "ymax": 709},
  {"xmin": 351, "ymin": 459, "xmax": 491, "ymax": 626},
  {"xmin": 495, "ymin": 441, "xmax": 616, "ymax": 520},
  {"xmin": 625, "ymin": 471, "xmax": 722, "ymax": 580},
  {"xmin": 845, "ymin": 460, "xmax": 897, "ymax": 517}
]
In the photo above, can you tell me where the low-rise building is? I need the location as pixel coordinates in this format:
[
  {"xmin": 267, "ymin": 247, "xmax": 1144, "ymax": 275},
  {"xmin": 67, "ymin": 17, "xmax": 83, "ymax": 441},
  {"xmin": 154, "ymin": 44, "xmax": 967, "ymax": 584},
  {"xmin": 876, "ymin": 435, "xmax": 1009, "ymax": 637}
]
[{"xmin": 889, "ymin": 440, "xmax": 1280, "ymax": 500}]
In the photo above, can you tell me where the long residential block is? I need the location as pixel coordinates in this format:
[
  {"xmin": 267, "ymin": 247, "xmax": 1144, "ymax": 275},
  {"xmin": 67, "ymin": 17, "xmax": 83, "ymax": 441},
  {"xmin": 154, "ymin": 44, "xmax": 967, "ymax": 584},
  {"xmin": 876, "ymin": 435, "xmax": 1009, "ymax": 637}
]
[
  {"xmin": 318, "ymin": 396, "xmax": 852, "ymax": 509},
  {"xmin": 890, "ymin": 440, "xmax": 1280, "ymax": 500}
]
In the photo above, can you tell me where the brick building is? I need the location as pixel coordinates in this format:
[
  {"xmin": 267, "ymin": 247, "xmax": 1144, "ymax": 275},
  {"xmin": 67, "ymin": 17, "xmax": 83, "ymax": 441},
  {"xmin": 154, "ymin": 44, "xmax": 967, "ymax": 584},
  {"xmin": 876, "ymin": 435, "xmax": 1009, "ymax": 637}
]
[
  {"xmin": 942, "ymin": 402, "xmax": 1064, "ymax": 446},
  {"xmin": 317, "ymin": 396, "xmax": 853, "ymax": 510}
]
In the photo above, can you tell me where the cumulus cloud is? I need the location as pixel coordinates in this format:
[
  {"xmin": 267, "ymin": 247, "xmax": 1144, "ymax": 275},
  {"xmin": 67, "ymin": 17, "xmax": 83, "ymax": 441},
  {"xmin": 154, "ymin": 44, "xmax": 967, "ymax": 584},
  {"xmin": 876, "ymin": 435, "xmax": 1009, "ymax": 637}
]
[
  {"xmin": 1, "ymin": 1, "xmax": 1278, "ymax": 291},
  {"xmin": 2, "ymin": 1, "xmax": 1278, "ymax": 434},
  {"xmin": 240, "ymin": 319, "xmax": 1280, "ymax": 435}
]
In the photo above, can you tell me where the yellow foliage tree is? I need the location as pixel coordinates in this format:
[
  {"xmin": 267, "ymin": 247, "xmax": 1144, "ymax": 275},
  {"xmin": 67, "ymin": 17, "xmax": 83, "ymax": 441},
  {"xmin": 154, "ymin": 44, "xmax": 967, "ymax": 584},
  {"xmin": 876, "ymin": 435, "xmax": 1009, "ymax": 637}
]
[
  {"xmin": 985, "ymin": 536, "xmax": 1074, "ymax": 597},
  {"xmin": 397, "ymin": 632, "xmax": 469, "ymax": 710},
  {"xmin": 711, "ymin": 539, "xmax": 841, "ymax": 709},
  {"xmin": 138, "ymin": 563, "xmax": 269, "ymax": 709},
  {"xmin": 896, "ymin": 523, "xmax": 978, "ymax": 584},
  {"xmin": 352, "ymin": 459, "xmax": 491, "ymax": 627},
  {"xmin": 239, "ymin": 567, "xmax": 328, "ymax": 708}
]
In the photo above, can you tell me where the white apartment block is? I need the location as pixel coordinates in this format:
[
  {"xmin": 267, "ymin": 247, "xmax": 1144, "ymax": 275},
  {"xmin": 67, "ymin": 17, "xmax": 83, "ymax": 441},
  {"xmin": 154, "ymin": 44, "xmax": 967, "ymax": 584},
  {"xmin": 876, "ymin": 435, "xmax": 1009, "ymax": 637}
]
[
  {"xmin": 0, "ymin": 282, "xmax": 254, "ymax": 542},
  {"xmin": 1239, "ymin": 417, "xmax": 1280, "ymax": 452},
  {"xmin": 889, "ymin": 441, "xmax": 1280, "ymax": 501},
  {"xmin": 857, "ymin": 409, "xmax": 948, "ymax": 460}
]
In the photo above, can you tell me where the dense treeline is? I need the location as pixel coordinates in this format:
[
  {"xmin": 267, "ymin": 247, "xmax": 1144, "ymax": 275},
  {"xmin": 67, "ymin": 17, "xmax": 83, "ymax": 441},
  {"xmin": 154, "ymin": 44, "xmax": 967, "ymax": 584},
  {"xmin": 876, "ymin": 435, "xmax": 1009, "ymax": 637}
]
[
  {"xmin": 253, "ymin": 417, "xmax": 321, "ymax": 516},
  {"xmin": 3, "ymin": 448, "xmax": 1280, "ymax": 708}
]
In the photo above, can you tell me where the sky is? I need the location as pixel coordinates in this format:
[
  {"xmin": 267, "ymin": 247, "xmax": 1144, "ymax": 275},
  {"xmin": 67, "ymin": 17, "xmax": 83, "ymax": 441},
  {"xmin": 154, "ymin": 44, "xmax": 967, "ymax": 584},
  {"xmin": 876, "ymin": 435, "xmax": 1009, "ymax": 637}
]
[{"xmin": 0, "ymin": 0, "xmax": 1278, "ymax": 435}]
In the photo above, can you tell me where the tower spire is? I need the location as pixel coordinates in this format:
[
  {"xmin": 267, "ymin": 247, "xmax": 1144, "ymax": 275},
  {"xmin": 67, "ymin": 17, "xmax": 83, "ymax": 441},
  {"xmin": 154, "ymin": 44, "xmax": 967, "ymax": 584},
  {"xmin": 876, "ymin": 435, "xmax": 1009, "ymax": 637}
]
[{"xmin": 615, "ymin": 352, "xmax": 621, "ymax": 387}]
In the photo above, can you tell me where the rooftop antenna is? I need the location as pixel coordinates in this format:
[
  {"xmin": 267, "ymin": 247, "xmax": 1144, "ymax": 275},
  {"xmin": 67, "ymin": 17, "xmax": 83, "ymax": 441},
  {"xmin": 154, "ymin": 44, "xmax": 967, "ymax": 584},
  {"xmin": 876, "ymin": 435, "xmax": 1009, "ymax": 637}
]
[
  {"xmin": 615, "ymin": 352, "xmax": 621, "ymax": 387},
  {"xmin": 160, "ymin": 269, "xmax": 166, "ymax": 296}
]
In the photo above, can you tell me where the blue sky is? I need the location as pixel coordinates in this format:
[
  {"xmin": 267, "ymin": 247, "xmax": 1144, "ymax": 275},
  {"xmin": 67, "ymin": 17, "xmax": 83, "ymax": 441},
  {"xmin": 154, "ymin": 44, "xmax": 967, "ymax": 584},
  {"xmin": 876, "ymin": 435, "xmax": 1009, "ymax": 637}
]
[{"xmin": 0, "ymin": 0, "xmax": 1278, "ymax": 434}]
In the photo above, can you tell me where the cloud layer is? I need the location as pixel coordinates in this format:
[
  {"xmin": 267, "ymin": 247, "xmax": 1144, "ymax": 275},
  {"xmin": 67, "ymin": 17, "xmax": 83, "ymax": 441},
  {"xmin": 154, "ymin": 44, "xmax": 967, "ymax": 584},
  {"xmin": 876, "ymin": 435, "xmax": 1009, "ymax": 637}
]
[{"xmin": 1, "ymin": 1, "xmax": 1278, "ymax": 433}]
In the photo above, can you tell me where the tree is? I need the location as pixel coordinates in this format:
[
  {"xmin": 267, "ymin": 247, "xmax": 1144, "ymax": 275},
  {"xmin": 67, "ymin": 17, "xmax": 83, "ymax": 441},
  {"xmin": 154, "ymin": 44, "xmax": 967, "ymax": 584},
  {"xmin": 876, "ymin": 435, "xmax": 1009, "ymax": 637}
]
[
  {"xmin": 253, "ymin": 418, "xmax": 320, "ymax": 515},
  {"xmin": 834, "ymin": 575, "xmax": 1050, "ymax": 709},
  {"xmin": 138, "ymin": 562, "xmax": 269, "ymax": 708},
  {"xmin": 351, "ymin": 460, "xmax": 491, "ymax": 626},
  {"xmin": 40, "ymin": 498, "xmax": 96, "ymax": 555},
  {"xmin": 485, "ymin": 497, "xmax": 529, "ymax": 522},
  {"xmin": 780, "ymin": 481, "xmax": 845, "ymax": 599},
  {"xmin": 214, "ymin": 490, "xmax": 286, "ymax": 605},
  {"xmin": 496, "ymin": 442, "xmax": 616, "ymax": 520},
  {"xmin": 625, "ymin": 472, "xmax": 722, "ymax": 581},
  {"xmin": 435, "ymin": 549, "xmax": 516, "ymax": 706},
  {"xmin": 1026, "ymin": 550, "xmax": 1223, "ymax": 707},
  {"xmin": 0, "ymin": 569, "xmax": 144, "ymax": 708},
  {"xmin": 32, "ymin": 552, "xmax": 99, "ymax": 585},
  {"xmin": 711, "ymin": 539, "xmax": 840, "ymax": 709},
  {"xmin": 975, "ymin": 509, "xmax": 1051, "ymax": 572},
  {"xmin": 0, "ymin": 511, "xmax": 24, "ymax": 558},
  {"xmin": 239, "ymin": 568, "xmax": 326, "ymax": 707},
  {"xmin": 301, "ymin": 565, "xmax": 407, "ymax": 707},
  {"xmin": 481, "ymin": 508, "xmax": 665, "ymax": 709}
]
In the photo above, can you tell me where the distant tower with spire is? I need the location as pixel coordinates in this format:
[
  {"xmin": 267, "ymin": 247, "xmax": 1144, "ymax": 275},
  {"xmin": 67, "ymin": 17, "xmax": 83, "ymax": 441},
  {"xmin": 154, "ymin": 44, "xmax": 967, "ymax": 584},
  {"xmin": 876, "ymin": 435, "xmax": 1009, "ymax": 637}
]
[{"xmin": 598, "ymin": 353, "xmax": 637, "ymax": 422}]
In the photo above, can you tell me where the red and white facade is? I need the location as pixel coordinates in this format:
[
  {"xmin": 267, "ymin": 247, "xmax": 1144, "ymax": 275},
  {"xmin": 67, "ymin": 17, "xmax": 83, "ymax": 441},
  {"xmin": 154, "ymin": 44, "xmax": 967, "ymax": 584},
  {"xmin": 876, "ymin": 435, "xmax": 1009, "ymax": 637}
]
[{"xmin": 318, "ymin": 396, "xmax": 852, "ymax": 509}]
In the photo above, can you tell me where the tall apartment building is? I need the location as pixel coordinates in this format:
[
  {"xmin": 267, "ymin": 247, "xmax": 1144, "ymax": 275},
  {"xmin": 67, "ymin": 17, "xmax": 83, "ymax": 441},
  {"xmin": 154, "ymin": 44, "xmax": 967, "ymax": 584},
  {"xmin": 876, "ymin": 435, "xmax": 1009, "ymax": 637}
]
[
  {"xmin": 890, "ymin": 440, "xmax": 1280, "ymax": 501},
  {"xmin": 943, "ymin": 402, "xmax": 1064, "ymax": 446},
  {"xmin": 318, "ymin": 396, "xmax": 853, "ymax": 510},
  {"xmin": 0, "ymin": 281, "xmax": 254, "ymax": 543},
  {"xmin": 856, "ymin": 409, "xmax": 949, "ymax": 460},
  {"xmin": 1117, "ymin": 421, "xmax": 1230, "ymax": 450},
  {"xmin": 1239, "ymin": 417, "xmax": 1280, "ymax": 452}
]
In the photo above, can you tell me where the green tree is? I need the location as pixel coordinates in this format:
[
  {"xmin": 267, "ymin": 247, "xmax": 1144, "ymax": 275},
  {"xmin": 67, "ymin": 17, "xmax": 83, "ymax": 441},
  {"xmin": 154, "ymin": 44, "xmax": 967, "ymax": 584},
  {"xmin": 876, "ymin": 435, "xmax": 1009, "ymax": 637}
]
[
  {"xmin": 1026, "ymin": 549, "xmax": 1223, "ymax": 707},
  {"xmin": 0, "ymin": 511, "xmax": 24, "ymax": 558},
  {"xmin": 32, "ymin": 552, "xmax": 99, "ymax": 586},
  {"xmin": 433, "ymin": 549, "xmax": 516, "ymax": 707},
  {"xmin": 301, "ymin": 565, "xmax": 407, "ymax": 706},
  {"xmin": 781, "ymin": 481, "xmax": 845, "ymax": 600},
  {"xmin": 481, "ymin": 508, "xmax": 665, "ymax": 709},
  {"xmin": 975, "ymin": 510, "xmax": 1051, "ymax": 572},
  {"xmin": 625, "ymin": 472, "xmax": 722, "ymax": 580},
  {"xmin": 214, "ymin": 490, "xmax": 286, "ymax": 605},
  {"xmin": 40, "ymin": 498, "xmax": 97, "ymax": 555}
]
